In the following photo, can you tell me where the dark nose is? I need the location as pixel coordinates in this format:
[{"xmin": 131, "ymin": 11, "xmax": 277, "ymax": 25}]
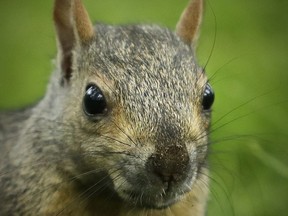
[{"xmin": 146, "ymin": 145, "xmax": 190, "ymax": 189}]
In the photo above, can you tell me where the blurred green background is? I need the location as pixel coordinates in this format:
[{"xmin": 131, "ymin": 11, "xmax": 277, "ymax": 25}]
[{"xmin": 0, "ymin": 0, "xmax": 287, "ymax": 215}]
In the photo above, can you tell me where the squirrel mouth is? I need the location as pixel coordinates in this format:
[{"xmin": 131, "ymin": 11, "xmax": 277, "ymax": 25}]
[
  {"xmin": 121, "ymin": 189, "xmax": 185, "ymax": 209},
  {"xmin": 117, "ymin": 167, "xmax": 196, "ymax": 209}
]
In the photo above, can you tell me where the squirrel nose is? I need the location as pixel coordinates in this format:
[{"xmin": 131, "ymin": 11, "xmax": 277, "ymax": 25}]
[{"xmin": 146, "ymin": 145, "xmax": 190, "ymax": 189}]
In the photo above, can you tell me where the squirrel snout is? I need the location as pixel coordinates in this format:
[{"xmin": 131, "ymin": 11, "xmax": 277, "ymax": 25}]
[{"xmin": 146, "ymin": 144, "xmax": 191, "ymax": 190}]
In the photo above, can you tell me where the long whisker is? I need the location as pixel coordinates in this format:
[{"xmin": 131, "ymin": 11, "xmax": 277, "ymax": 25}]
[
  {"xmin": 55, "ymin": 168, "xmax": 120, "ymax": 216},
  {"xmin": 203, "ymin": 0, "xmax": 217, "ymax": 71},
  {"xmin": 208, "ymin": 56, "xmax": 240, "ymax": 82}
]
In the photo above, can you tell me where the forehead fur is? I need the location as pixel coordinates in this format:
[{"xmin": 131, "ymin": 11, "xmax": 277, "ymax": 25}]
[{"xmin": 80, "ymin": 24, "xmax": 207, "ymax": 134}]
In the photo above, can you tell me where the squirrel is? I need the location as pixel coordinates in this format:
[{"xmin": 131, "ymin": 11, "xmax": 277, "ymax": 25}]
[{"xmin": 0, "ymin": 0, "xmax": 215, "ymax": 215}]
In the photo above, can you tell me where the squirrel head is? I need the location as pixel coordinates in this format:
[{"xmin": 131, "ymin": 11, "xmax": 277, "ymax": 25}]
[{"xmin": 49, "ymin": 0, "xmax": 214, "ymax": 209}]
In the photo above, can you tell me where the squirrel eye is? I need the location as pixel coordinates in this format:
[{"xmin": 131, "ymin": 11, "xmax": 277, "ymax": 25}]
[
  {"xmin": 202, "ymin": 83, "xmax": 215, "ymax": 111},
  {"xmin": 83, "ymin": 84, "xmax": 107, "ymax": 116}
]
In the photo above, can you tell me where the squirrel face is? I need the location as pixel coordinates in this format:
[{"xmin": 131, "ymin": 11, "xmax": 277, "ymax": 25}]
[{"xmin": 51, "ymin": 0, "xmax": 213, "ymax": 210}]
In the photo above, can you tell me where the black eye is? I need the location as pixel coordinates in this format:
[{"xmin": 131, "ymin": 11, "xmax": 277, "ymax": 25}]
[
  {"xmin": 202, "ymin": 83, "xmax": 215, "ymax": 110},
  {"xmin": 83, "ymin": 84, "xmax": 107, "ymax": 116}
]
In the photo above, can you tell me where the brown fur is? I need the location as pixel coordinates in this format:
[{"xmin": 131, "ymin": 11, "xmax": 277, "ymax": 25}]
[{"xmin": 0, "ymin": 0, "xmax": 212, "ymax": 215}]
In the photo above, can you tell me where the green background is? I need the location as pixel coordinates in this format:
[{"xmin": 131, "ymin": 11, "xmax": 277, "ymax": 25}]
[{"xmin": 0, "ymin": 0, "xmax": 287, "ymax": 215}]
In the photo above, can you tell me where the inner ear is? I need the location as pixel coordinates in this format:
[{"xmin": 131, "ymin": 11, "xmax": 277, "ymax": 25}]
[
  {"xmin": 61, "ymin": 51, "xmax": 73, "ymax": 82},
  {"xmin": 53, "ymin": 0, "xmax": 94, "ymax": 84}
]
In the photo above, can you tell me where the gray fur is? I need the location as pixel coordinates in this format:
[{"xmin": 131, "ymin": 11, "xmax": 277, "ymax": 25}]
[{"xmin": 0, "ymin": 2, "xmax": 211, "ymax": 216}]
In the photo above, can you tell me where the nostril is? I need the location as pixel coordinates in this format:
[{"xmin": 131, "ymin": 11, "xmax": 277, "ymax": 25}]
[{"xmin": 154, "ymin": 170, "xmax": 173, "ymax": 182}]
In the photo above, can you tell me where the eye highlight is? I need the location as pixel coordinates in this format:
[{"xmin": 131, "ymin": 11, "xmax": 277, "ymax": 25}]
[
  {"xmin": 202, "ymin": 83, "xmax": 215, "ymax": 111},
  {"xmin": 83, "ymin": 84, "xmax": 107, "ymax": 116}
]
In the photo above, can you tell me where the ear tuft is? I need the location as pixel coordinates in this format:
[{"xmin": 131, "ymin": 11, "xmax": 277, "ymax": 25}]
[{"xmin": 176, "ymin": 0, "xmax": 203, "ymax": 46}]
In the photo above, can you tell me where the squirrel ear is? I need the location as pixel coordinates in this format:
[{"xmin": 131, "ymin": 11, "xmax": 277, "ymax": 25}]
[
  {"xmin": 53, "ymin": 0, "xmax": 94, "ymax": 82},
  {"xmin": 176, "ymin": 0, "xmax": 203, "ymax": 47}
]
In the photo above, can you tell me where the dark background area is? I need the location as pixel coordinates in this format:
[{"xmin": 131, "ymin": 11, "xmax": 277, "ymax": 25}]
[{"xmin": 0, "ymin": 0, "xmax": 287, "ymax": 215}]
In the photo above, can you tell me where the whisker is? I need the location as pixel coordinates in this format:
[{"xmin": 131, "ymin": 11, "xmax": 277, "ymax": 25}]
[
  {"xmin": 79, "ymin": 173, "xmax": 122, "ymax": 208},
  {"xmin": 208, "ymin": 56, "xmax": 240, "ymax": 83},
  {"xmin": 98, "ymin": 134, "xmax": 131, "ymax": 147},
  {"xmin": 55, "ymin": 168, "xmax": 120, "ymax": 216},
  {"xmin": 111, "ymin": 120, "xmax": 138, "ymax": 147},
  {"xmin": 212, "ymin": 93, "xmax": 271, "ymax": 128},
  {"xmin": 203, "ymin": 0, "xmax": 217, "ymax": 71},
  {"xmin": 199, "ymin": 169, "xmax": 235, "ymax": 216}
]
